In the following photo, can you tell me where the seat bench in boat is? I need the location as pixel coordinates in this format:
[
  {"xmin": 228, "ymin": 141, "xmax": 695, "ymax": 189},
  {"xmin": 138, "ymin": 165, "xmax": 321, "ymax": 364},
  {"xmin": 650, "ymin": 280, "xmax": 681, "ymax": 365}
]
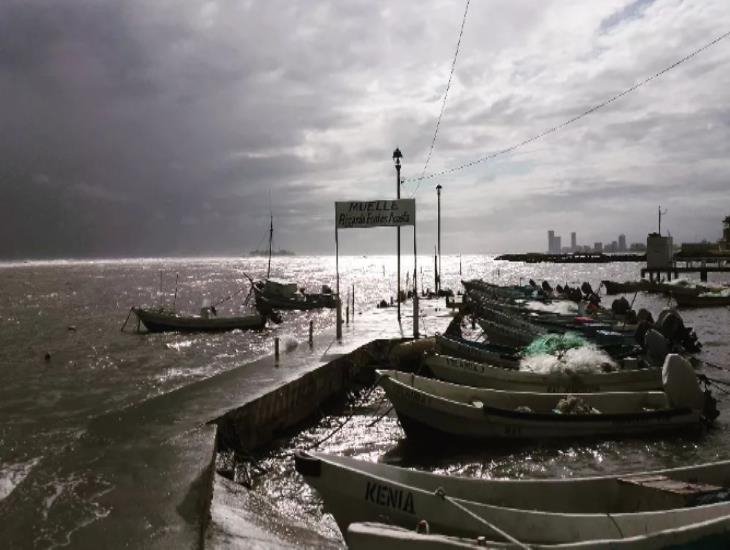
[{"xmin": 618, "ymin": 474, "xmax": 728, "ymax": 510}]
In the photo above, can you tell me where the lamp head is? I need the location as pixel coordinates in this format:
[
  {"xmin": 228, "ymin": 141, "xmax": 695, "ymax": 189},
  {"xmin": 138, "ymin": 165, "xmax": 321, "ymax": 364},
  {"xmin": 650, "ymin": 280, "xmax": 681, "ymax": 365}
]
[{"xmin": 392, "ymin": 147, "xmax": 402, "ymax": 166}]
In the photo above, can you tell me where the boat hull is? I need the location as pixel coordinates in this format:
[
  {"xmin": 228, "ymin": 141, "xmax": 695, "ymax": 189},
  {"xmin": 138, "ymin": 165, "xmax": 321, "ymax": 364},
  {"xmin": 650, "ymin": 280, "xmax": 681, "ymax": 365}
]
[
  {"xmin": 379, "ymin": 371, "xmax": 700, "ymax": 441},
  {"xmin": 295, "ymin": 451, "xmax": 730, "ymax": 544},
  {"xmin": 133, "ymin": 308, "xmax": 265, "ymax": 333},
  {"xmin": 674, "ymin": 294, "xmax": 730, "ymax": 308},
  {"xmin": 434, "ymin": 335, "xmax": 519, "ymax": 369},
  {"xmin": 425, "ymin": 354, "xmax": 662, "ymax": 393},
  {"xmin": 346, "ymin": 520, "xmax": 730, "ymax": 549}
]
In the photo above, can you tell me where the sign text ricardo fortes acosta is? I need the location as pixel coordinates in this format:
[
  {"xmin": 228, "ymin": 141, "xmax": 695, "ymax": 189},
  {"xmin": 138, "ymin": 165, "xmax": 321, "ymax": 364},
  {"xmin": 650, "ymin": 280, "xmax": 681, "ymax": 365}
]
[{"xmin": 335, "ymin": 199, "xmax": 416, "ymax": 229}]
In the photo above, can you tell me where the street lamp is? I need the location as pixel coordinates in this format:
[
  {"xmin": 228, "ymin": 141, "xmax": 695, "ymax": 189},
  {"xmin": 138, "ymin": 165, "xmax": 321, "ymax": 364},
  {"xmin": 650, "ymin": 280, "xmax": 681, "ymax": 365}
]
[{"xmin": 393, "ymin": 148, "xmax": 402, "ymax": 321}]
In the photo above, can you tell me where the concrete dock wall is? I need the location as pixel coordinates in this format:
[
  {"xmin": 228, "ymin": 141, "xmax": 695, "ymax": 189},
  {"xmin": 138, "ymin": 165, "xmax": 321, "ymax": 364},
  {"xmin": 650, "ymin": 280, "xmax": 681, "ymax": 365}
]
[{"xmin": 213, "ymin": 339, "xmax": 392, "ymax": 453}]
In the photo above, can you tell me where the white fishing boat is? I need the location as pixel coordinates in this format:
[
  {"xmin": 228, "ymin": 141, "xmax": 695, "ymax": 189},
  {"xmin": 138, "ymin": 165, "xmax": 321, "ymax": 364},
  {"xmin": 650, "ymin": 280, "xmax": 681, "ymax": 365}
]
[
  {"xmin": 478, "ymin": 318, "xmax": 538, "ymax": 347},
  {"xmin": 250, "ymin": 214, "xmax": 337, "ymax": 311},
  {"xmin": 425, "ymin": 353, "xmax": 661, "ymax": 393},
  {"xmin": 435, "ymin": 335, "xmax": 520, "ymax": 369},
  {"xmin": 294, "ymin": 450, "xmax": 730, "ymax": 544},
  {"xmin": 346, "ymin": 518, "xmax": 730, "ymax": 549},
  {"xmin": 377, "ymin": 359, "xmax": 714, "ymax": 441}
]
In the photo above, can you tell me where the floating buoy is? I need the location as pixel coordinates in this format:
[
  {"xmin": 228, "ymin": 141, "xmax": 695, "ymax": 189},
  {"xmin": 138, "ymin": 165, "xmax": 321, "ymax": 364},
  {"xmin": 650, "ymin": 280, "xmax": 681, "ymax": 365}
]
[{"xmin": 44, "ymin": 352, "xmax": 51, "ymax": 361}]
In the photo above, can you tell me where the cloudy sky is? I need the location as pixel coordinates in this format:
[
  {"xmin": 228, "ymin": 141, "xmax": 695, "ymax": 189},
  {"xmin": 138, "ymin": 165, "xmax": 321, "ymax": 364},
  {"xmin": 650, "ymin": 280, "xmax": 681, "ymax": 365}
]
[{"xmin": 1, "ymin": 0, "xmax": 728, "ymax": 258}]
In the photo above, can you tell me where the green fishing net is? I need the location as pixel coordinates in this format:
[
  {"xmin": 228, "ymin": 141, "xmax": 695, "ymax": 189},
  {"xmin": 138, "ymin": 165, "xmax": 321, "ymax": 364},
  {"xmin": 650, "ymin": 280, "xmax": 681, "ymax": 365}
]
[{"xmin": 523, "ymin": 332, "xmax": 588, "ymax": 357}]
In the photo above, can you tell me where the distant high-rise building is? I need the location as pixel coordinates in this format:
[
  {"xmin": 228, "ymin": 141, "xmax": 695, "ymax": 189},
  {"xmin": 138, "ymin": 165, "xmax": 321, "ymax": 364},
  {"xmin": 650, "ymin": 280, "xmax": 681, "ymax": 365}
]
[
  {"xmin": 571, "ymin": 232, "xmax": 577, "ymax": 252},
  {"xmin": 618, "ymin": 234, "xmax": 627, "ymax": 252},
  {"xmin": 594, "ymin": 242, "xmax": 603, "ymax": 253},
  {"xmin": 555, "ymin": 236, "xmax": 562, "ymax": 254},
  {"xmin": 547, "ymin": 230, "xmax": 562, "ymax": 254}
]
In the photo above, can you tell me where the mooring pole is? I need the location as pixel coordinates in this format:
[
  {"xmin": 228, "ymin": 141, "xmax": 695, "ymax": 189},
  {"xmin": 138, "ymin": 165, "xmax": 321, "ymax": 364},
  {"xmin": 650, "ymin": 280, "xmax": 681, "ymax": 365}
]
[
  {"xmin": 335, "ymin": 227, "xmax": 342, "ymax": 340},
  {"xmin": 436, "ymin": 184, "xmax": 442, "ymax": 293},
  {"xmin": 393, "ymin": 148, "xmax": 402, "ymax": 322},
  {"xmin": 413, "ymin": 218, "xmax": 419, "ymax": 339},
  {"xmin": 172, "ymin": 273, "xmax": 179, "ymax": 312},
  {"xmin": 434, "ymin": 246, "xmax": 438, "ymax": 292}
]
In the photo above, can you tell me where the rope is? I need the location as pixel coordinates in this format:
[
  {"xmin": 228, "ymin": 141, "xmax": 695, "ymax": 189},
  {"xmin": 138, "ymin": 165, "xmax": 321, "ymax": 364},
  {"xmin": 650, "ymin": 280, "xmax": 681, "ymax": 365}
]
[
  {"xmin": 120, "ymin": 307, "xmax": 135, "ymax": 332},
  {"xmin": 701, "ymin": 359, "xmax": 730, "ymax": 373},
  {"xmin": 403, "ymin": 29, "xmax": 730, "ymax": 186},
  {"xmin": 433, "ymin": 487, "xmax": 530, "ymax": 548},
  {"xmin": 213, "ymin": 286, "xmax": 249, "ymax": 308}
]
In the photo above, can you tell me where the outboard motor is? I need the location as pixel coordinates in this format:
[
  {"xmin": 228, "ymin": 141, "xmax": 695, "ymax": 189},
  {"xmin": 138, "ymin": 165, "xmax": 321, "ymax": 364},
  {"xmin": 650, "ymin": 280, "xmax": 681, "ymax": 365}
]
[
  {"xmin": 568, "ymin": 288, "xmax": 583, "ymax": 303},
  {"xmin": 611, "ymin": 297, "xmax": 630, "ymax": 315},
  {"xmin": 645, "ymin": 328, "xmax": 669, "ymax": 365},
  {"xmin": 625, "ymin": 309, "xmax": 638, "ymax": 324},
  {"xmin": 657, "ymin": 308, "xmax": 702, "ymax": 353},
  {"xmin": 555, "ymin": 284, "xmax": 564, "ymax": 293},
  {"xmin": 581, "ymin": 282, "xmax": 593, "ymax": 296},
  {"xmin": 634, "ymin": 320, "xmax": 652, "ymax": 346},
  {"xmin": 541, "ymin": 281, "xmax": 553, "ymax": 293},
  {"xmin": 663, "ymin": 354, "xmax": 704, "ymax": 411},
  {"xmin": 662, "ymin": 354, "xmax": 718, "ymax": 422},
  {"xmin": 636, "ymin": 308, "xmax": 654, "ymax": 325},
  {"xmin": 528, "ymin": 279, "xmax": 537, "ymax": 288}
]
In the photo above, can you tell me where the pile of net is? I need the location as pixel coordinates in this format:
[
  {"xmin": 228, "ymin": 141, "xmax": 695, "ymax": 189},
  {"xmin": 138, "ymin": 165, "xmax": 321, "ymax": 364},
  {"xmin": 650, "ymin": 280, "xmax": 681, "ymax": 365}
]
[
  {"xmin": 553, "ymin": 395, "xmax": 599, "ymax": 415},
  {"xmin": 701, "ymin": 288, "xmax": 730, "ymax": 297},
  {"xmin": 525, "ymin": 301, "xmax": 578, "ymax": 315},
  {"xmin": 523, "ymin": 332, "xmax": 588, "ymax": 356},
  {"xmin": 519, "ymin": 332, "xmax": 618, "ymax": 374}
]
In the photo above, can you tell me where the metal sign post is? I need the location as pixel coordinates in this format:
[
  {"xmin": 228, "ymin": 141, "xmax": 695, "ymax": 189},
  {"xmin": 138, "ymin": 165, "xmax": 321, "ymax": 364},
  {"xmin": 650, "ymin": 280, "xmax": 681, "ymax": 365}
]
[{"xmin": 335, "ymin": 199, "xmax": 418, "ymax": 338}]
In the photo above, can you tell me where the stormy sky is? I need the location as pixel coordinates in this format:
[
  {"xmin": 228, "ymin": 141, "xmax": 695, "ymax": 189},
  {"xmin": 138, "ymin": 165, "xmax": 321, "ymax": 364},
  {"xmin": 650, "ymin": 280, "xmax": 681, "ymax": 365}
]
[{"xmin": 0, "ymin": 0, "xmax": 728, "ymax": 258}]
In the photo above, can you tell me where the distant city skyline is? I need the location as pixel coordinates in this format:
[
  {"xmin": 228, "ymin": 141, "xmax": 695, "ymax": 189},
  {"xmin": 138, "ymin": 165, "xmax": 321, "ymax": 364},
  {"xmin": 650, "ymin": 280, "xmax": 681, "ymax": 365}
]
[{"xmin": 546, "ymin": 229, "xmax": 645, "ymax": 254}]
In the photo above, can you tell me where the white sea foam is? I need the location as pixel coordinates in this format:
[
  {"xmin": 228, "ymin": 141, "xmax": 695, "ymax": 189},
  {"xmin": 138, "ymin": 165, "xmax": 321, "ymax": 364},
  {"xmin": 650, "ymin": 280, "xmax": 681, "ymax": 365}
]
[
  {"xmin": 0, "ymin": 457, "xmax": 40, "ymax": 501},
  {"xmin": 519, "ymin": 346, "xmax": 617, "ymax": 374}
]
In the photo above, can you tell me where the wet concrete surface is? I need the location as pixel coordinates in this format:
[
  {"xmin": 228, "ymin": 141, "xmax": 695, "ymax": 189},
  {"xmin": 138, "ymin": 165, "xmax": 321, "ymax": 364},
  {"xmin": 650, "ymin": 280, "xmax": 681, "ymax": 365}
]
[{"xmin": 0, "ymin": 297, "xmax": 452, "ymax": 549}]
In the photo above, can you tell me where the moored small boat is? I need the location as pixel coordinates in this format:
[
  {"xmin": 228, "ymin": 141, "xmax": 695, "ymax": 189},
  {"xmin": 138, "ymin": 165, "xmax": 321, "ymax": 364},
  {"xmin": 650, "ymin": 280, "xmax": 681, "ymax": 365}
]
[
  {"xmin": 346, "ymin": 518, "xmax": 730, "ymax": 549},
  {"xmin": 253, "ymin": 278, "xmax": 337, "ymax": 311},
  {"xmin": 601, "ymin": 280, "xmax": 652, "ymax": 295},
  {"xmin": 425, "ymin": 353, "xmax": 661, "ymax": 393},
  {"xmin": 378, "ymin": 363, "xmax": 713, "ymax": 442},
  {"xmin": 435, "ymin": 335, "xmax": 520, "ymax": 369},
  {"xmin": 294, "ymin": 450, "xmax": 730, "ymax": 544},
  {"xmin": 132, "ymin": 307, "xmax": 265, "ymax": 333},
  {"xmin": 674, "ymin": 293, "xmax": 730, "ymax": 308}
]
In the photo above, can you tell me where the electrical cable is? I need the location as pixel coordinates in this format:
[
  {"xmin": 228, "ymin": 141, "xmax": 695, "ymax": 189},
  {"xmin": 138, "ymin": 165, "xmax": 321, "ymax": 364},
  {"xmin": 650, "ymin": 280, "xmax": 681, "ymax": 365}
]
[
  {"xmin": 404, "ymin": 29, "xmax": 730, "ymax": 188},
  {"xmin": 414, "ymin": 0, "xmax": 471, "ymax": 197}
]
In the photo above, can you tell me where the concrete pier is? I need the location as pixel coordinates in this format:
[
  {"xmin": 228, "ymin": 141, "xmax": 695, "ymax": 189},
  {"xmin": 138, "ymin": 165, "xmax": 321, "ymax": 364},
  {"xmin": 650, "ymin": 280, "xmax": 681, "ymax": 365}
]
[{"xmin": 1, "ymin": 298, "xmax": 451, "ymax": 549}]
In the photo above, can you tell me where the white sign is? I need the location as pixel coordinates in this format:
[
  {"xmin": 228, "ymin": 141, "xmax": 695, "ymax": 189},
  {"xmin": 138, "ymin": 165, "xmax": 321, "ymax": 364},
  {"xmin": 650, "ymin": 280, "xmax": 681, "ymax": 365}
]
[{"xmin": 335, "ymin": 199, "xmax": 416, "ymax": 229}]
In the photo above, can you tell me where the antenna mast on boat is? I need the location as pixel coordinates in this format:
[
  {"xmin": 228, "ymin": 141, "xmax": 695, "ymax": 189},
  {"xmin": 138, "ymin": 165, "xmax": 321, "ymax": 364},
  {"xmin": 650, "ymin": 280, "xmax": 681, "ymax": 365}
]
[{"xmin": 267, "ymin": 212, "xmax": 273, "ymax": 279}]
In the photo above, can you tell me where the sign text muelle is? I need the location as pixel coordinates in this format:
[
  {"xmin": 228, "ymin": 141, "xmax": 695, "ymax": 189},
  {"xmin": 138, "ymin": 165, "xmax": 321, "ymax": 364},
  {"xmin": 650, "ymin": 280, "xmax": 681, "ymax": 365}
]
[{"xmin": 335, "ymin": 199, "xmax": 416, "ymax": 229}]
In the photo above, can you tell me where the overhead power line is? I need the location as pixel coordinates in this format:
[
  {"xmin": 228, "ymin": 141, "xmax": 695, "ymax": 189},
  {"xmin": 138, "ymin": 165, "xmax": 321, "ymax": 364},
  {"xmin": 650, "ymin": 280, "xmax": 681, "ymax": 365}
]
[
  {"xmin": 404, "ymin": 29, "xmax": 730, "ymax": 187},
  {"xmin": 415, "ymin": 0, "xmax": 471, "ymax": 195}
]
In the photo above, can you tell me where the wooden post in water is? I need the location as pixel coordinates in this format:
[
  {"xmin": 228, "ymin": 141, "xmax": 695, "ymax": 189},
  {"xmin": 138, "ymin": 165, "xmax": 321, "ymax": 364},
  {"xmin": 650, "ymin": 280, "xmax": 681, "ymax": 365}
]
[
  {"xmin": 274, "ymin": 337, "xmax": 280, "ymax": 362},
  {"xmin": 346, "ymin": 304, "xmax": 350, "ymax": 324},
  {"xmin": 336, "ymin": 298, "xmax": 342, "ymax": 340},
  {"xmin": 308, "ymin": 320, "xmax": 314, "ymax": 347}
]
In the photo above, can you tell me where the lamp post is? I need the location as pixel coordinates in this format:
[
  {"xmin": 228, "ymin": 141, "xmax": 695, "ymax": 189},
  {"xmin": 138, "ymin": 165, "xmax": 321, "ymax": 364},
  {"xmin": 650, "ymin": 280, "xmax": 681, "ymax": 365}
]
[
  {"xmin": 436, "ymin": 184, "xmax": 442, "ymax": 294},
  {"xmin": 393, "ymin": 148, "xmax": 402, "ymax": 322}
]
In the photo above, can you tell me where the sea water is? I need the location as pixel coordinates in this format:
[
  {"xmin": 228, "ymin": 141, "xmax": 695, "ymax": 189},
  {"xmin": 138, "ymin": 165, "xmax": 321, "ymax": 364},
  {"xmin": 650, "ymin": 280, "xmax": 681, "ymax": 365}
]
[{"xmin": 0, "ymin": 255, "xmax": 728, "ymax": 546}]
